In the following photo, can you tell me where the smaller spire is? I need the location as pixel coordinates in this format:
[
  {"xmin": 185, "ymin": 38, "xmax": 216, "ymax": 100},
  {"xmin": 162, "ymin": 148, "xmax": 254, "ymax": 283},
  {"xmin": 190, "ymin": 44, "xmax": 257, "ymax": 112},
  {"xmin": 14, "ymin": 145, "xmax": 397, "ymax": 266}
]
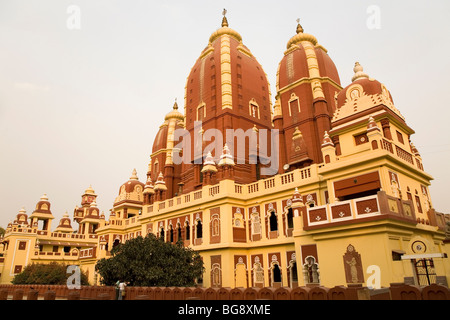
[
  {"xmin": 202, "ymin": 151, "xmax": 218, "ymax": 173},
  {"xmin": 204, "ymin": 151, "xmax": 215, "ymax": 166},
  {"xmin": 352, "ymin": 62, "xmax": 369, "ymax": 82},
  {"xmin": 40, "ymin": 194, "xmax": 49, "ymax": 201},
  {"xmin": 321, "ymin": 131, "xmax": 334, "ymax": 148},
  {"xmin": 144, "ymin": 176, "xmax": 155, "ymax": 194},
  {"xmin": 173, "ymin": 98, "xmax": 178, "ymax": 110},
  {"xmin": 218, "ymin": 143, "xmax": 235, "ymax": 166},
  {"xmin": 296, "ymin": 18, "xmax": 304, "ymax": 34},
  {"xmin": 130, "ymin": 168, "xmax": 138, "ymax": 180},
  {"xmin": 154, "ymin": 172, "xmax": 167, "ymax": 191},
  {"xmin": 292, "ymin": 187, "xmax": 304, "ymax": 205},
  {"xmin": 367, "ymin": 116, "xmax": 380, "ymax": 132},
  {"xmin": 222, "ymin": 8, "xmax": 228, "ymax": 27},
  {"xmin": 85, "ymin": 185, "xmax": 95, "ymax": 194},
  {"xmin": 145, "ymin": 176, "xmax": 154, "ymax": 186}
]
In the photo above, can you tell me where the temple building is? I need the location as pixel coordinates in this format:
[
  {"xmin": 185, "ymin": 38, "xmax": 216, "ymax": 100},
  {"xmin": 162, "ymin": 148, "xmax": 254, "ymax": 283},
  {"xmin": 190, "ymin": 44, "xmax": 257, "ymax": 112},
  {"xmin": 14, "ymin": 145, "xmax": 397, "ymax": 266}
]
[{"xmin": 1, "ymin": 14, "xmax": 449, "ymax": 289}]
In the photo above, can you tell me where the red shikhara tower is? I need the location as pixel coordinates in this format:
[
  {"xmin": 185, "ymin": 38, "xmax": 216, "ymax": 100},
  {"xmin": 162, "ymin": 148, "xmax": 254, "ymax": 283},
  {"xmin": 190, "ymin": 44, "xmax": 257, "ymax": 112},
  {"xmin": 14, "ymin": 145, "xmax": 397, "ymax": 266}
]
[
  {"xmin": 149, "ymin": 13, "xmax": 275, "ymax": 200},
  {"xmin": 147, "ymin": 16, "xmax": 344, "ymax": 201},
  {"xmin": 273, "ymin": 20, "xmax": 342, "ymax": 173},
  {"xmin": 181, "ymin": 13, "xmax": 274, "ymax": 192}
]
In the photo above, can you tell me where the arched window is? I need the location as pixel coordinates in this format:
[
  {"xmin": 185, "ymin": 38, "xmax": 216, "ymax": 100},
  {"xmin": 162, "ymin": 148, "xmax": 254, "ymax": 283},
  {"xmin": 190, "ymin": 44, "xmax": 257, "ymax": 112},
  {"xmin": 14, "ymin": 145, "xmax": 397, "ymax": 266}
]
[
  {"xmin": 159, "ymin": 227, "xmax": 165, "ymax": 241},
  {"xmin": 169, "ymin": 225, "xmax": 174, "ymax": 243},
  {"xmin": 251, "ymin": 104, "xmax": 258, "ymax": 117},
  {"xmin": 288, "ymin": 94, "xmax": 300, "ymax": 122},
  {"xmin": 269, "ymin": 211, "xmax": 278, "ymax": 232},
  {"xmin": 197, "ymin": 104, "xmax": 205, "ymax": 121},
  {"xmin": 177, "ymin": 223, "xmax": 182, "ymax": 241},
  {"xmin": 287, "ymin": 208, "xmax": 294, "ymax": 229},
  {"xmin": 272, "ymin": 264, "xmax": 282, "ymax": 283},
  {"xmin": 185, "ymin": 221, "xmax": 190, "ymax": 240},
  {"xmin": 196, "ymin": 220, "xmax": 203, "ymax": 239},
  {"xmin": 249, "ymin": 99, "xmax": 260, "ymax": 119},
  {"xmin": 291, "ymin": 261, "xmax": 298, "ymax": 282}
]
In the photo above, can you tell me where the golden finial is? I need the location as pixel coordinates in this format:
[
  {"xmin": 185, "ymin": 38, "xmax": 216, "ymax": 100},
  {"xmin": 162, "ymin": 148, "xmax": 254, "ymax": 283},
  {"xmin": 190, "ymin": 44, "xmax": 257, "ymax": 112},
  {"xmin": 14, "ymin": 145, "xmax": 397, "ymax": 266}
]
[
  {"xmin": 222, "ymin": 8, "xmax": 229, "ymax": 27},
  {"xmin": 296, "ymin": 18, "xmax": 303, "ymax": 33},
  {"xmin": 130, "ymin": 168, "xmax": 138, "ymax": 180},
  {"xmin": 351, "ymin": 61, "xmax": 369, "ymax": 82},
  {"xmin": 173, "ymin": 98, "xmax": 178, "ymax": 110}
]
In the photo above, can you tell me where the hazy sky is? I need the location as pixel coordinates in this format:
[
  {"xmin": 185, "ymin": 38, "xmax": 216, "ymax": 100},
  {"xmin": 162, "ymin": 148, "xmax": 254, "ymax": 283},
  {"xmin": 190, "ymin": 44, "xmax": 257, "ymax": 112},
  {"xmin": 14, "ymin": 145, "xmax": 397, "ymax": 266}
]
[{"xmin": 0, "ymin": 0, "xmax": 449, "ymax": 229}]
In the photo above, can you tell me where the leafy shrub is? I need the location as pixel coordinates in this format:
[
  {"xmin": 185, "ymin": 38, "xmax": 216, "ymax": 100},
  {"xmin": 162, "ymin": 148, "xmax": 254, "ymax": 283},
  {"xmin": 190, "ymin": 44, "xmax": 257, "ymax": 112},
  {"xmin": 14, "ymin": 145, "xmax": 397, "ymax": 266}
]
[
  {"xmin": 12, "ymin": 262, "xmax": 89, "ymax": 285},
  {"xmin": 95, "ymin": 233, "xmax": 204, "ymax": 287}
]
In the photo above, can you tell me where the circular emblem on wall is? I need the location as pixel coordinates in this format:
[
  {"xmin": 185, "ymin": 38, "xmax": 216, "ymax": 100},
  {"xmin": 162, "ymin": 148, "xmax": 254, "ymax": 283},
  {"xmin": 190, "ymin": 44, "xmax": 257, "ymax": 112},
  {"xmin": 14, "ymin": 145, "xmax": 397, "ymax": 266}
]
[{"xmin": 412, "ymin": 240, "xmax": 426, "ymax": 254}]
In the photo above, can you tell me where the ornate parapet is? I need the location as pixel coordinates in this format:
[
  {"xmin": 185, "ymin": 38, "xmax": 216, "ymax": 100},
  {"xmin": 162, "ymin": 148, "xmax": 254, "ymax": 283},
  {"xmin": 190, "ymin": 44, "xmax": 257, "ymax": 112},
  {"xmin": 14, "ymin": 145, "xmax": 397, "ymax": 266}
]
[{"xmin": 303, "ymin": 191, "xmax": 417, "ymax": 230}]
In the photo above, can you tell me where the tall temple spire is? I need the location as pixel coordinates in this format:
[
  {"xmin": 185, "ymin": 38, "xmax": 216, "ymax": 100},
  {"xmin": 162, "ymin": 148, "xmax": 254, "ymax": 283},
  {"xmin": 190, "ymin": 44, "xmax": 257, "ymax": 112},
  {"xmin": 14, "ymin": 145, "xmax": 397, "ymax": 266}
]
[
  {"xmin": 222, "ymin": 8, "xmax": 228, "ymax": 27},
  {"xmin": 296, "ymin": 18, "xmax": 304, "ymax": 34}
]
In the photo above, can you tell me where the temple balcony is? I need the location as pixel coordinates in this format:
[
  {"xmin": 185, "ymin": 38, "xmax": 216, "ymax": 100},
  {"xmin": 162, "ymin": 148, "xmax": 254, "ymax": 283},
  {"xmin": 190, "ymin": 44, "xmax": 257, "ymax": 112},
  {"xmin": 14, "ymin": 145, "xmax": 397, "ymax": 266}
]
[{"xmin": 301, "ymin": 190, "xmax": 446, "ymax": 231}]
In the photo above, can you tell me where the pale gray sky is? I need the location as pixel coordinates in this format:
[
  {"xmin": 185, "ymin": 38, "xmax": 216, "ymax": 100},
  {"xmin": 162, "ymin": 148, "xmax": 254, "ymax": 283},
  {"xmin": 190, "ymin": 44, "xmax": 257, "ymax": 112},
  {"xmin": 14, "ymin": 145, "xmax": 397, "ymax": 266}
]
[{"xmin": 0, "ymin": 0, "xmax": 449, "ymax": 229}]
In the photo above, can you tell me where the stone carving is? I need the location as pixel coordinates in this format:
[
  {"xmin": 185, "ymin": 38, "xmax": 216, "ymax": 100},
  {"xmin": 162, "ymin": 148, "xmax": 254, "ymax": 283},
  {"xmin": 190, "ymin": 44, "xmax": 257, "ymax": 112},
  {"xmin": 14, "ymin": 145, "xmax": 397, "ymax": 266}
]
[
  {"xmin": 302, "ymin": 256, "xmax": 320, "ymax": 284},
  {"xmin": 343, "ymin": 244, "xmax": 364, "ymax": 284}
]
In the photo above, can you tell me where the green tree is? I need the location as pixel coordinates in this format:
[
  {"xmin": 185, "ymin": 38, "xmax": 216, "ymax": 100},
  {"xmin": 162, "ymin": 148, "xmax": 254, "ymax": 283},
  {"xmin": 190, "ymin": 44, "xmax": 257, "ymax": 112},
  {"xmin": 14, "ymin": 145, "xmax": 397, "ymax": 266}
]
[
  {"xmin": 12, "ymin": 262, "xmax": 89, "ymax": 285},
  {"xmin": 95, "ymin": 233, "xmax": 204, "ymax": 287}
]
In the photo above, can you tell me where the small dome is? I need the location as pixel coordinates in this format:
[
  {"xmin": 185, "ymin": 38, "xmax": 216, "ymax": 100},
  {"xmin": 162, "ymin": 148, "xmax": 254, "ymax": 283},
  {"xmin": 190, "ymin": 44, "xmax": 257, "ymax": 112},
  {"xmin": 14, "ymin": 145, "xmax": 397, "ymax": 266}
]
[
  {"xmin": 208, "ymin": 9, "xmax": 242, "ymax": 43},
  {"xmin": 84, "ymin": 185, "xmax": 96, "ymax": 195},
  {"xmin": 151, "ymin": 101, "xmax": 185, "ymax": 172},
  {"xmin": 164, "ymin": 100, "xmax": 184, "ymax": 121},
  {"xmin": 31, "ymin": 194, "xmax": 53, "ymax": 217},
  {"xmin": 55, "ymin": 212, "xmax": 74, "ymax": 232},
  {"xmin": 16, "ymin": 207, "xmax": 29, "ymax": 225},
  {"xmin": 332, "ymin": 62, "xmax": 402, "ymax": 123},
  {"xmin": 152, "ymin": 122, "xmax": 169, "ymax": 154},
  {"xmin": 118, "ymin": 169, "xmax": 145, "ymax": 194},
  {"xmin": 277, "ymin": 21, "xmax": 341, "ymax": 92},
  {"xmin": 114, "ymin": 169, "xmax": 145, "ymax": 205}
]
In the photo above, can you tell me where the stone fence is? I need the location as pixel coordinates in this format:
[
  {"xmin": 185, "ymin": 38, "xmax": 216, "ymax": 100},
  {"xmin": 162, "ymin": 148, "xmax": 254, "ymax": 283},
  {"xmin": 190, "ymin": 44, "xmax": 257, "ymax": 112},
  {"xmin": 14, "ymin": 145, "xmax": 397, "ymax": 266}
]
[{"xmin": 0, "ymin": 283, "xmax": 448, "ymax": 300}]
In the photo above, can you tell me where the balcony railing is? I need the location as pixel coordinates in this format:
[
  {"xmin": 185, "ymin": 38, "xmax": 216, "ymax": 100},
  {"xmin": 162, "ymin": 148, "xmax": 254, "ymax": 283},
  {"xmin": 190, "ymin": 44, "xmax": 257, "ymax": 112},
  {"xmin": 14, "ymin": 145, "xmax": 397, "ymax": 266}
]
[
  {"xmin": 304, "ymin": 191, "xmax": 417, "ymax": 230},
  {"xmin": 145, "ymin": 165, "xmax": 319, "ymax": 215}
]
